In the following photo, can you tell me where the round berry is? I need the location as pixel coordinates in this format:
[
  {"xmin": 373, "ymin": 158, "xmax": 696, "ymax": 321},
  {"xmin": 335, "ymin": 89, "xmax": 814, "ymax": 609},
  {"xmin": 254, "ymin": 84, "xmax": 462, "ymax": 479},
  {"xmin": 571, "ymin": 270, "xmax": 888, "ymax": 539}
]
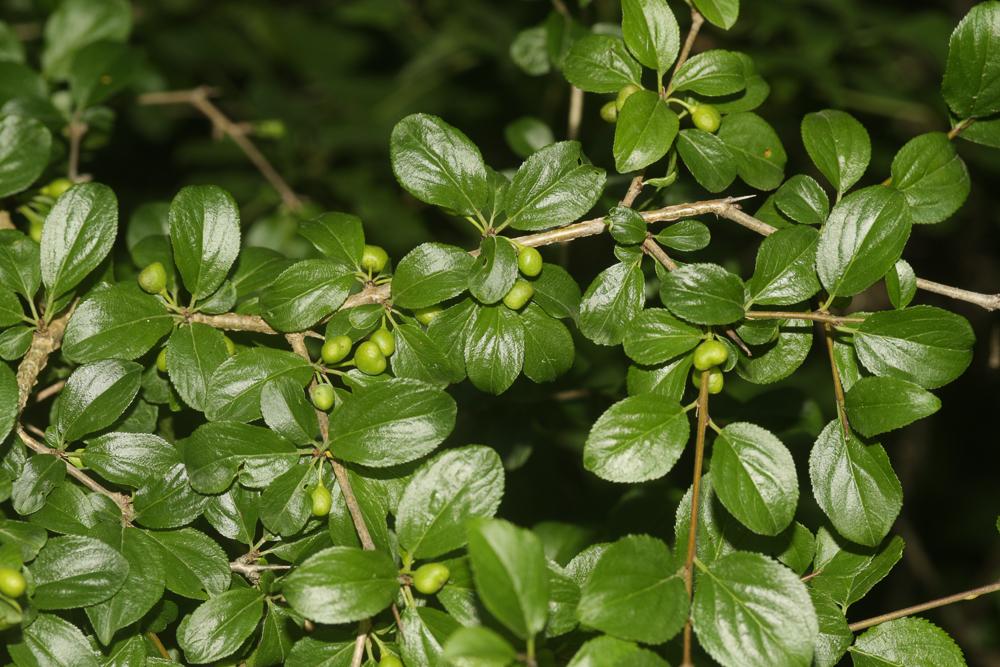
[
  {"xmin": 691, "ymin": 368, "xmax": 724, "ymax": 394},
  {"xmin": 156, "ymin": 348, "xmax": 168, "ymax": 373},
  {"xmin": 0, "ymin": 567, "xmax": 26, "ymax": 598},
  {"xmin": 223, "ymin": 335, "xmax": 237, "ymax": 356},
  {"xmin": 361, "ymin": 245, "xmax": 389, "ymax": 273},
  {"xmin": 138, "ymin": 262, "xmax": 167, "ymax": 294},
  {"xmin": 412, "ymin": 562, "xmax": 450, "ymax": 595},
  {"xmin": 414, "ymin": 306, "xmax": 442, "ymax": 326},
  {"xmin": 693, "ymin": 340, "xmax": 729, "ymax": 371},
  {"xmin": 369, "ymin": 328, "xmax": 395, "ymax": 357},
  {"xmin": 322, "ymin": 335, "xmax": 353, "ymax": 365},
  {"xmin": 310, "ymin": 484, "xmax": 332, "ymax": 517},
  {"xmin": 379, "ymin": 656, "xmax": 404, "ymax": 667},
  {"xmin": 691, "ymin": 104, "xmax": 722, "ymax": 133},
  {"xmin": 517, "ymin": 246, "xmax": 543, "ymax": 277},
  {"xmin": 354, "ymin": 341, "xmax": 387, "ymax": 375},
  {"xmin": 29, "ymin": 218, "xmax": 43, "ymax": 243},
  {"xmin": 502, "ymin": 279, "xmax": 534, "ymax": 311},
  {"xmin": 600, "ymin": 100, "xmax": 618, "ymax": 123},
  {"xmin": 616, "ymin": 83, "xmax": 643, "ymax": 111},
  {"xmin": 41, "ymin": 178, "xmax": 73, "ymax": 199},
  {"xmin": 310, "ymin": 384, "xmax": 335, "ymax": 411}
]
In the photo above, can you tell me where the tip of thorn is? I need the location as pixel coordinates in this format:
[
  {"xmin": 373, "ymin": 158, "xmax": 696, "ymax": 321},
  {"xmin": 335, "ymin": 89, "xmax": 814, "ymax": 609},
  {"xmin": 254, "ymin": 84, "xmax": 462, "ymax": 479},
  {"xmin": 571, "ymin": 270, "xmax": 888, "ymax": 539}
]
[{"xmin": 727, "ymin": 194, "xmax": 757, "ymax": 203}]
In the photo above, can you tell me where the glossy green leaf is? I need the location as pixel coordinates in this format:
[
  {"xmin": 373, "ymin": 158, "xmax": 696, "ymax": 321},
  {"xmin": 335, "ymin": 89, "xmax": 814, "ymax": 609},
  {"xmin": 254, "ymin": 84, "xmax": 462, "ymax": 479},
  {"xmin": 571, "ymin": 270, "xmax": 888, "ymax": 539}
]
[
  {"xmin": 622, "ymin": 307, "xmax": 702, "ymax": 366},
  {"xmin": 261, "ymin": 376, "xmax": 319, "ymax": 445},
  {"xmin": 809, "ymin": 589, "xmax": 852, "ymax": 667},
  {"xmin": 677, "ymin": 128, "xmax": 738, "ymax": 192},
  {"xmin": 850, "ymin": 617, "xmax": 966, "ymax": 667},
  {"xmin": 298, "ymin": 212, "xmax": 364, "ymax": 269},
  {"xmin": 259, "ymin": 260, "xmax": 354, "ymax": 332},
  {"xmin": 801, "ymin": 110, "xmax": 871, "ymax": 194},
  {"xmin": 655, "ymin": 220, "xmax": 711, "ymax": 251},
  {"xmin": 885, "ymin": 259, "xmax": 916, "ymax": 309},
  {"xmin": 62, "ymin": 283, "xmax": 172, "ymax": 363},
  {"xmin": 469, "ymin": 236, "xmax": 518, "ymax": 304},
  {"xmin": 40, "ymin": 183, "xmax": 118, "ymax": 300},
  {"xmin": 941, "ymin": 1, "xmax": 1000, "ymax": 118},
  {"xmin": 504, "ymin": 141, "xmax": 605, "ymax": 231},
  {"xmin": 392, "ymin": 242, "xmax": 475, "ymax": 309},
  {"xmin": 282, "ymin": 546, "xmax": 399, "ymax": 623},
  {"xmin": 53, "ymin": 359, "xmax": 141, "ymax": 443},
  {"xmin": 443, "ymin": 625, "xmax": 518, "ymax": 667},
  {"xmin": 133, "ymin": 463, "xmax": 209, "ymax": 529},
  {"xmin": 520, "ymin": 303, "xmax": 575, "ymax": 383},
  {"xmin": 144, "ymin": 527, "xmax": 231, "ymax": 600},
  {"xmin": 621, "ymin": 0, "xmax": 680, "ymax": 74},
  {"xmin": 0, "ymin": 114, "xmax": 51, "ymax": 198},
  {"xmin": 746, "ymin": 226, "xmax": 821, "ymax": 306},
  {"xmin": 166, "ymin": 322, "xmax": 230, "ymax": 412},
  {"xmin": 694, "ymin": 0, "xmax": 740, "ymax": 29},
  {"xmin": 845, "ymin": 376, "xmax": 940, "ymax": 436},
  {"xmin": 584, "ymin": 394, "xmax": 689, "ymax": 483},
  {"xmin": 532, "ymin": 263, "xmax": 582, "ymax": 320},
  {"xmin": 613, "ymin": 91, "xmax": 679, "ymax": 173},
  {"xmin": 84, "ymin": 431, "xmax": 179, "ymax": 487},
  {"xmin": 563, "ymin": 34, "xmax": 642, "ymax": 93},
  {"xmin": 205, "ymin": 348, "xmax": 313, "ymax": 423},
  {"xmin": 889, "ymin": 132, "xmax": 969, "ymax": 226},
  {"xmin": 0, "ymin": 230, "xmax": 41, "ymax": 300},
  {"xmin": 178, "ymin": 588, "xmax": 265, "ymax": 664},
  {"xmin": 391, "ymin": 322, "xmax": 462, "ymax": 386},
  {"xmin": 671, "ymin": 50, "xmax": 745, "ymax": 96},
  {"xmin": 464, "ymin": 304, "xmax": 525, "ymax": 394},
  {"xmin": 774, "ymin": 174, "xmax": 829, "ymax": 225},
  {"xmin": 577, "ymin": 535, "xmax": 687, "ymax": 644},
  {"xmin": 169, "ymin": 185, "xmax": 240, "ymax": 301},
  {"xmin": 31, "ymin": 535, "xmax": 128, "ymax": 609},
  {"xmin": 809, "ymin": 420, "xmax": 902, "ymax": 547},
  {"xmin": 8, "ymin": 614, "xmax": 100, "ymax": 667},
  {"xmin": 11, "ymin": 453, "xmax": 64, "ymax": 515},
  {"xmin": 718, "ymin": 112, "xmax": 787, "ymax": 190},
  {"xmin": 185, "ymin": 421, "xmax": 299, "ymax": 494},
  {"xmin": 660, "ymin": 262, "xmax": 745, "ymax": 325},
  {"xmin": 0, "ymin": 361, "xmax": 17, "ymax": 446},
  {"xmin": 810, "ymin": 529, "xmax": 904, "ymax": 609},
  {"xmin": 42, "ymin": 0, "xmax": 130, "ymax": 77},
  {"xmin": 504, "ymin": 116, "xmax": 555, "ymax": 158},
  {"xmin": 68, "ymin": 41, "xmax": 137, "ymax": 107},
  {"xmin": 579, "ymin": 261, "xmax": 644, "ymax": 345}
]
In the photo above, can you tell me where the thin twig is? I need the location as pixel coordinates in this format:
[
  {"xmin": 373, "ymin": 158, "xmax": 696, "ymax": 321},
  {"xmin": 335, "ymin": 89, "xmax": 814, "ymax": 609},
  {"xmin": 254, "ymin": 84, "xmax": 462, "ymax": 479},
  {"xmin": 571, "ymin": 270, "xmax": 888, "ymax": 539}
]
[
  {"xmin": 350, "ymin": 619, "xmax": 372, "ymax": 667},
  {"xmin": 34, "ymin": 380, "xmax": 65, "ymax": 403},
  {"xmin": 848, "ymin": 581, "xmax": 1000, "ymax": 632},
  {"xmin": 16, "ymin": 302, "xmax": 76, "ymax": 413},
  {"xmin": 66, "ymin": 112, "xmax": 88, "ymax": 181},
  {"xmin": 567, "ymin": 86, "xmax": 584, "ymax": 140},
  {"xmin": 139, "ymin": 87, "xmax": 303, "ymax": 210},
  {"xmin": 823, "ymin": 323, "xmax": 850, "ymax": 435},
  {"xmin": 147, "ymin": 632, "xmax": 172, "ymax": 660},
  {"xmin": 671, "ymin": 9, "xmax": 706, "ymax": 83},
  {"xmin": 746, "ymin": 310, "xmax": 865, "ymax": 325},
  {"xmin": 947, "ymin": 118, "xmax": 975, "ymax": 141},
  {"xmin": 229, "ymin": 562, "xmax": 291, "ymax": 576},
  {"xmin": 620, "ymin": 175, "xmax": 645, "ymax": 207},
  {"xmin": 681, "ymin": 369, "xmax": 711, "ymax": 667}
]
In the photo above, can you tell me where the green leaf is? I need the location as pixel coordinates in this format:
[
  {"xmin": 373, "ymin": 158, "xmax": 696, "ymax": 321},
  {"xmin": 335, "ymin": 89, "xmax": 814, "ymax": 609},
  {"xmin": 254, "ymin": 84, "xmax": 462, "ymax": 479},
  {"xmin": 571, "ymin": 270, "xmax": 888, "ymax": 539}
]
[
  {"xmin": 810, "ymin": 529, "xmax": 904, "ymax": 609},
  {"xmin": 816, "ymin": 186, "xmax": 911, "ymax": 298},
  {"xmin": 504, "ymin": 116, "xmax": 555, "ymax": 158},
  {"xmin": 520, "ymin": 303, "xmax": 575, "ymax": 382},
  {"xmin": 0, "ymin": 324, "xmax": 33, "ymax": 360},
  {"xmin": 31, "ymin": 534, "xmax": 128, "ymax": 609},
  {"xmin": 391, "ymin": 322, "xmax": 462, "ymax": 386},
  {"xmin": 205, "ymin": 348, "xmax": 313, "ymax": 423},
  {"xmin": 660, "ymin": 262, "xmax": 745, "ymax": 325},
  {"xmin": 8, "ymin": 614, "xmax": 100, "ymax": 667},
  {"xmin": 809, "ymin": 420, "xmax": 902, "ymax": 547},
  {"xmin": 166, "ymin": 322, "xmax": 230, "ymax": 412},
  {"xmin": 671, "ymin": 50, "xmax": 745, "ymax": 96},
  {"xmin": 692, "ymin": 551, "xmax": 818, "ymax": 667},
  {"xmin": 53, "ymin": 359, "xmax": 141, "ymax": 443},
  {"xmin": 655, "ymin": 220, "xmax": 711, "ymax": 252},
  {"xmin": 503, "ymin": 141, "xmax": 606, "ymax": 231},
  {"xmin": 850, "ymin": 617, "xmax": 965, "ymax": 667},
  {"xmin": 568, "ymin": 636, "xmax": 670, "ymax": 666},
  {"xmin": 178, "ymin": 588, "xmax": 265, "ymax": 664},
  {"xmin": 718, "ymin": 112, "xmax": 787, "ymax": 190},
  {"xmin": 204, "ymin": 485, "xmax": 259, "ymax": 545},
  {"xmin": 693, "ymin": 0, "xmax": 740, "ymax": 29},
  {"xmin": 260, "ymin": 260, "xmax": 354, "ymax": 332},
  {"xmin": 397, "ymin": 446, "xmax": 504, "ymax": 559},
  {"xmin": 510, "ymin": 25, "xmax": 550, "ymax": 76},
  {"xmin": 774, "ymin": 174, "xmax": 829, "ymax": 225},
  {"xmin": 563, "ymin": 34, "xmax": 642, "ymax": 93},
  {"xmin": 809, "ymin": 589, "xmax": 852, "ymax": 667},
  {"xmin": 469, "ymin": 237, "xmax": 518, "ymax": 304},
  {"xmin": 889, "ymin": 132, "xmax": 970, "ymax": 224},
  {"xmin": 390, "ymin": 113, "xmax": 490, "ymax": 218},
  {"xmin": 185, "ymin": 421, "xmax": 299, "ymax": 494},
  {"xmin": 257, "ymin": 461, "xmax": 312, "ymax": 537},
  {"xmin": 579, "ymin": 261, "xmax": 645, "ymax": 345},
  {"xmin": 68, "ymin": 41, "xmax": 138, "ymax": 108},
  {"xmin": 281, "ymin": 546, "xmax": 399, "ymax": 623},
  {"xmin": 845, "ymin": 376, "xmax": 940, "ymax": 436},
  {"xmin": 298, "ymin": 212, "xmax": 364, "ymax": 269},
  {"xmin": 231, "ymin": 246, "xmax": 293, "ymax": 299},
  {"xmin": 144, "ymin": 527, "xmax": 231, "ymax": 600},
  {"xmin": 0, "ymin": 362, "xmax": 15, "ymax": 444},
  {"xmin": 532, "ymin": 264, "xmax": 582, "ymax": 320},
  {"xmin": 623, "ymin": 308, "xmax": 702, "ymax": 366},
  {"xmin": 169, "ymin": 185, "xmax": 241, "ymax": 301},
  {"xmin": 84, "ymin": 431, "xmax": 180, "ymax": 487},
  {"xmin": 392, "ymin": 242, "xmax": 475, "ymax": 309},
  {"xmin": 328, "ymin": 378, "xmax": 457, "ymax": 466},
  {"xmin": 42, "ymin": 0, "xmax": 130, "ymax": 78},
  {"xmin": 584, "ymin": 395, "xmax": 689, "ymax": 483},
  {"xmin": 0, "ymin": 518, "xmax": 47, "ymax": 561},
  {"xmin": 443, "ymin": 626, "xmax": 518, "ymax": 667},
  {"xmin": 621, "ymin": 0, "xmax": 680, "ymax": 74},
  {"xmin": 941, "ymin": 1, "xmax": 1000, "ymax": 118},
  {"xmin": 885, "ymin": 259, "xmax": 916, "ymax": 309},
  {"xmin": 736, "ymin": 318, "xmax": 813, "ymax": 384},
  {"xmin": 711, "ymin": 423, "xmax": 798, "ymax": 536},
  {"xmin": 467, "ymin": 518, "xmax": 549, "ymax": 640},
  {"xmin": 577, "ymin": 535, "xmax": 687, "ymax": 644},
  {"xmin": 613, "ymin": 91, "xmax": 679, "ymax": 173},
  {"xmin": 0, "ymin": 287, "xmax": 23, "ymax": 328},
  {"xmin": 11, "ymin": 453, "xmax": 64, "ymax": 515},
  {"xmin": 606, "ymin": 206, "xmax": 647, "ymax": 245},
  {"xmin": 0, "ymin": 230, "xmax": 41, "ymax": 300},
  {"xmin": 399, "ymin": 606, "xmax": 460, "ymax": 666},
  {"xmin": 746, "ymin": 226, "xmax": 821, "ymax": 306},
  {"xmin": 247, "ymin": 602, "xmax": 295, "ymax": 667},
  {"xmin": 464, "ymin": 304, "xmax": 525, "ymax": 394},
  {"xmin": 133, "ymin": 463, "xmax": 208, "ymax": 529},
  {"xmin": 0, "ymin": 115, "xmax": 51, "ymax": 198},
  {"xmin": 62, "ymin": 283, "xmax": 172, "ymax": 363},
  {"xmin": 677, "ymin": 129, "xmax": 738, "ymax": 193},
  {"xmin": 40, "ymin": 183, "xmax": 118, "ymax": 300},
  {"xmin": 261, "ymin": 376, "xmax": 319, "ymax": 445},
  {"xmin": 801, "ymin": 109, "xmax": 870, "ymax": 194},
  {"xmin": 853, "ymin": 305, "xmax": 974, "ymax": 389}
]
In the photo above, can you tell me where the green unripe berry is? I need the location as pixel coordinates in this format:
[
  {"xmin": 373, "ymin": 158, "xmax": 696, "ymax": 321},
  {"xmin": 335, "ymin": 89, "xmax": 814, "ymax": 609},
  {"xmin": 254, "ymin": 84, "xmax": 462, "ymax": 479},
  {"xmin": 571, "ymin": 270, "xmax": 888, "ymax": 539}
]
[
  {"xmin": 41, "ymin": 178, "xmax": 73, "ymax": 199},
  {"xmin": 414, "ymin": 306, "xmax": 442, "ymax": 326},
  {"xmin": 691, "ymin": 368, "xmax": 724, "ymax": 394},
  {"xmin": 361, "ymin": 244, "xmax": 389, "ymax": 273},
  {"xmin": 616, "ymin": 83, "xmax": 642, "ymax": 111},
  {"xmin": 223, "ymin": 335, "xmax": 237, "ymax": 356},
  {"xmin": 68, "ymin": 453, "xmax": 84, "ymax": 469},
  {"xmin": 354, "ymin": 341, "xmax": 387, "ymax": 375},
  {"xmin": 378, "ymin": 656, "xmax": 404, "ymax": 667},
  {"xmin": 517, "ymin": 246, "xmax": 543, "ymax": 277},
  {"xmin": 693, "ymin": 340, "xmax": 729, "ymax": 371},
  {"xmin": 310, "ymin": 384, "xmax": 335, "ymax": 411},
  {"xmin": 322, "ymin": 335, "xmax": 353, "ymax": 364},
  {"xmin": 0, "ymin": 567, "xmax": 26, "ymax": 598},
  {"xmin": 600, "ymin": 100, "xmax": 618, "ymax": 123},
  {"xmin": 691, "ymin": 104, "xmax": 722, "ymax": 133},
  {"xmin": 370, "ymin": 327, "xmax": 395, "ymax": 357},
  {"xmin": 138, "ymin": 262, "xmax": 167, "ymax": 294},
  {"xmin": 29, "ymin": 218, "xmax": 43, "ymax": 242},
  {"xmin": 503, "ymin": 279, "xmax": 534, "ymax": 311},
  {"xmin": 412, "ymin": 562, "xmax": 450, "ymax": 595},
  {"xmin": 310, "ymin": 484, "xmax": 332, "ymax": 517},
  {"xmin": 156, "ymin": 348, "xmax": 168, "ymax": 373}
]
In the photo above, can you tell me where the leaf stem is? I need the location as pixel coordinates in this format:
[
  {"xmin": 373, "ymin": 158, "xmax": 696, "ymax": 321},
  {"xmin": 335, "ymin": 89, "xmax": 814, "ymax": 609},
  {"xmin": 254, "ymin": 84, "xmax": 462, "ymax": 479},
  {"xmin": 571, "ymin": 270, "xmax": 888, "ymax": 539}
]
[
  {"xmin": 847, "ymin": 580, "xmax": 1000, "ymax": 632},
  {"xmin": 681, "ymin": 368, "xmax": 711, "ymax": 667},
  {"xmin": 822, "ymin": 323, "xmax": 850, "ymax": 436},
  {"xmin": 745, "ymin": 310, "xmax": 865, "ymax": 325}
]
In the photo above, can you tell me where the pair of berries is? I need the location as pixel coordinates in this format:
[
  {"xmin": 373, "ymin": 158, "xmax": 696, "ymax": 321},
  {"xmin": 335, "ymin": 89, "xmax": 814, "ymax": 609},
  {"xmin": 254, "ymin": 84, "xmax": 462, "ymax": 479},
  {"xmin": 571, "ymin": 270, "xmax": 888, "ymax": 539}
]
[{"xmin": 691, "ymin": 339, "xmax": 728, "ymax": 394}]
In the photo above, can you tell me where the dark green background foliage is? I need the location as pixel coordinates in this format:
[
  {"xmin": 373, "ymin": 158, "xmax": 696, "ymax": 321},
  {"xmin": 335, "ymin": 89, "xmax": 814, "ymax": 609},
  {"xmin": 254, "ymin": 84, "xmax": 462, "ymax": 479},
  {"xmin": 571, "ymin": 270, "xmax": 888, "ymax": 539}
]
[{"xmin": 0, "ymin": 0, "xmax": 998, "ymax": 665}]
